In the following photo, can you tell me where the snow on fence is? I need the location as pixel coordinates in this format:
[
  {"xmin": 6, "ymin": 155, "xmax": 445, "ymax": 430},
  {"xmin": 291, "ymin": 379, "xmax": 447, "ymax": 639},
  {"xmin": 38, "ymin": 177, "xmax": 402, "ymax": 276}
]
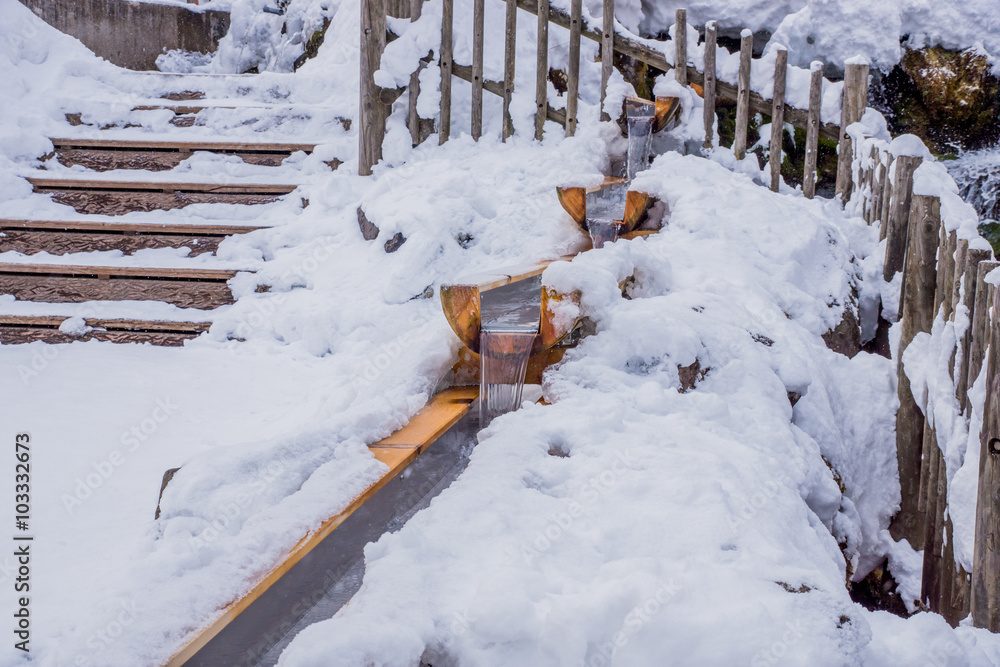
[{"xmin": 845, "ymin": 114, "xmax": 1000, "ymax": 630}]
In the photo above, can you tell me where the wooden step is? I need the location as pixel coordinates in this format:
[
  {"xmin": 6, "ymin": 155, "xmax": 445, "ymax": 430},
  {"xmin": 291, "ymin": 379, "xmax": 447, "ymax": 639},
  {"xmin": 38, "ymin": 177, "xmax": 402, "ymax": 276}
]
[
  {"xmin": 49, "ymin": 138, "xmax": 317, "ymax": 172},
  {"xmin": 28, "ymin": 177, "xmax": 297, "ymax": 215},
  {"xmin": 0, "ymin": 219, "xmax": 263, "ymax": 256},
  {"xmin": 0, "ymin": 263, "xmax": 239, "ymax": 309},
  {"xmin": 0, "ymin": 314, "xmax": 210, "ymax": 346}
]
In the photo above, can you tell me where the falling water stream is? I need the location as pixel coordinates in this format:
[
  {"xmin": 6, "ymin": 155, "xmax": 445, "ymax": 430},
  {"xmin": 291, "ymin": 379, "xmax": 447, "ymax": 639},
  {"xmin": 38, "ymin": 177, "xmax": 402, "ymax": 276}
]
[
  {"xmin": 586, "ymin": 185, "xmax": 628, "ymax": 248},
  {"xmin": 625, "ymin": 98, "xmax": 655, "ymax": 182},
  {"xmin": 478, "ymin": 275, "xmax": 542, "ymax": 427}
]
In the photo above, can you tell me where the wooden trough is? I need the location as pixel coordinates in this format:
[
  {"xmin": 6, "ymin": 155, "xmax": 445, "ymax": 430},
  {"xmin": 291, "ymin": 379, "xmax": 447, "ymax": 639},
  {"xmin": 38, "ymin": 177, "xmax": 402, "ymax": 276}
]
[{"xmin": 556, "ymin": 177, "xmax": 653, "ymax": 236}]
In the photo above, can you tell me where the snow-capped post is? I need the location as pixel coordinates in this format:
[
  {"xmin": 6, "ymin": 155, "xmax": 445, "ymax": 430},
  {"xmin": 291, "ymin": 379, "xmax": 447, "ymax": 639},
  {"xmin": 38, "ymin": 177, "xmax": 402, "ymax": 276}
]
[
  {"xmin": 702, "ymin": 21, "xmax": 717, "ymax": 149},
  {"xmin": 882, "ymin": 155, "xmax": 923, "ymax": 282},
  {"xmin": 674, "ymin": 9, "xmax": 687, "ymax": 86},
  {"xmin": 768, "ymin": 46, "xmax": 787, "ymax": 192},
  {"xmin": 471, "ymin": 0, "xmax": 485, "ymax": 140},
  {"xmin": 359, "ymin": 0, "xmax": 387, "ymax": 176},
  {"xmin": 534, "ymin": 0, "xmax": 549, "ymax": 140},
  {"xmin": 502, "ymin": 0, "xmax": 517, "ymax": 141},
  {"xmin": 971, "ymin": 283, "xmax": 1000, "ymax": 632},
  {"xmin": 878, "ymin": 154, "xmax": 895, "ymax": 239},
  {"xmin": 733, "ymin": 29, "xmax": 753, "ymax": 160},
  {"xmin": 835, "ymin": 58, "xmax": 869, "ymax": 201},
  {"xmin": 964, "ymin": 260, "xmax": 999, "ymax": 414},
  {"xmin": 566, "ymin": 0, "xmax": 582, "ymax": 136},
  {"xmin": 439, "ymin": 0, "xmax": 453, "ymax": 144},
  {"xmin": 892, "ymin": 193, "xmax": 940, "ymax": 547},
  {"xmin": 600, "ymin": 0, "xmax": 614, "ymax": 121},
  {"xmin": 803, "ymin": 61, "xmax": 822, "ymax": 198}
]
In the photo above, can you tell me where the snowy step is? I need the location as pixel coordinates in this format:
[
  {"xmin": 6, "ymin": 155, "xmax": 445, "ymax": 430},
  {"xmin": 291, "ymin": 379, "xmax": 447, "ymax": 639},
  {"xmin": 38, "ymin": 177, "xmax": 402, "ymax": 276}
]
[
  {"xmin": 49, "ymin": 138, "xmax": 318, "ymax": 172},
  {"xmin": 28, "ymin": 177, "xmax": 298, "ymax": 215},
  {"xmin": 0, "ymin": 218, "xmax": 263, "ymax": 256},
  {"xmin": 0, "ymin": 263, "xmax": 239, "ymax": 309},
  {"xmin": 0, "ymin": 314, "xmax": 210, "ymax": 346}
]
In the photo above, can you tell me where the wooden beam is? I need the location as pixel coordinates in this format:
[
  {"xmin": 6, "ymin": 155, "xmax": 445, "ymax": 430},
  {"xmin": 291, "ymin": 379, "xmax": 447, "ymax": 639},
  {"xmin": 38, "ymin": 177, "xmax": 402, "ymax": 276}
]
[
  {"xmin": 803, "ymin": 62, "xmax": 823, "ymax": 199},
  {"xmin": 0, "ymin": 219, "xmax": 264, "ymax": 236},
  {"xmin": 0, "ymin": 263, "xmax": 238, "ymax": 280},
  {"xmin": 733, "ymin": 30, "xmax": 753, "ymax": 160},
  {"xmin": 534, "ymin": 0, "xmax": 550, "ymax": 139},
  {"xmin": 502, "ymin": 0, "xmax": 517, "ymax": 141},
  {"xmin": 673, "ymin": 9, "xmax": 687, "ymax": 85},
  {"xmin": 439, "ymin": 0, "xmax": 454, "ymax": 144},
  {"xmin": 600, "ymin": 0, "xmax": 614, "ymax": 121},
  {"xmin": 883, "ymin": 156, "xmax": 923, "ymax": 283},
  {"xmin": 27, "ymin": 178, "xmax": 297, "ymax": 195},
  {"xmin": 702, "ymin": 21, "xmax": 717, "ymax": 149},
  {"xmin": 836, "ymin": 61, "xmax": 869, "ymax": 200},
  {"xmin": 565, "ymin": 0, "xmax": 582, "ymax": 136},
  {"xmin": 50, "ymin": 139, "xmax": 317, "ymax": 152},
  {"xmin": 471, "ymin": 0, "xmax": 485, "ymax": 140},
  {"xmin": 359, "ymin": 0, "xmax": 387, "ymax": 175},
  {"xmin": 769, "ymin": 47, "xmax": 788, "ymax": 192}
]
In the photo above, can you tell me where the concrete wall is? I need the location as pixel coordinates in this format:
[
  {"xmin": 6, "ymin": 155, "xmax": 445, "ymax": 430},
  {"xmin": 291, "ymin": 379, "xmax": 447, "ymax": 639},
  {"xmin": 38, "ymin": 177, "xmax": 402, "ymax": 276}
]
[{"xmin": 17, "ymin": 0, "xmax": 230, "ymax": 70}]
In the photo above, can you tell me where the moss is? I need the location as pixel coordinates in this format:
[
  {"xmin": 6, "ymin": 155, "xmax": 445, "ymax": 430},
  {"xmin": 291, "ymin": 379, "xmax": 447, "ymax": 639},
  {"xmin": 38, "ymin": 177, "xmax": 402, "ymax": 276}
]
[{"xmin": 293, "ymin": 17, "xmax": 331, "ymax": 71}]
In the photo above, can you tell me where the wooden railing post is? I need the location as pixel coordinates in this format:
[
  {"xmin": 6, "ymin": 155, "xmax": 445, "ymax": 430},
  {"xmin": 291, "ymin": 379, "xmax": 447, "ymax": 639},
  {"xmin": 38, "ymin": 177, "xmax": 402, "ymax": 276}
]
[
  {"xmin": 565, "ymin": 0, "xmax": 582, "ymax": 136},
  {"xmin": 702, "ymin": 21, "xmax": 717, "ymax": 149},
  {"xmin": 966, "ymin": 261, "xmax": 999, "ymax": 410},
  {"xmin": 674, "ymin": 9, "xmax": 687, "ymax": 86},
  {"xmin": 803, "ymin": 61, "xmax": 822, "ymax": 198},
  {"xmin": 835, "ymin": 60, "xmax": 869, "ymax": 200},
  {"xmin": 733, "ymin": 30, "xmax": 752, "ymax": 160},
  {"xmin": 769, "ymin": 46, "xmax": 787, "ymax": 192},
  {"xmin": 502, "ymin": 0, "xmax": 517, "ymax": 141},
  {"xmin": 439, "ymin": 0, "xmax": 453, "ymax": 144},
  {"xmin": 871, "ymin": 149, "xmax": 887, "ymax": 224},
  {"xmin": 883, "ymin": 155, "xmax": 923, "ymax": 283},
  {"xmin": 407, "ymin": 0, "xmax": 426, "ymax": 147},
  {"xmin": 600, "ymin": 0, "xmax": 614, "ymax": 121},
  {"xmin": 471, "ymin": 0, "xmax": 485, "ymax": 140},
  {"xmin": 359, "ymin": 0, "xmax": 387, "ymax": 175},
  {"xmin": 891, "ymin": 193, "xmax": 941, "ymax": 546},
  {"xmin": 534, "ymin": 0, "xmax": 549, "ymax": 140}
]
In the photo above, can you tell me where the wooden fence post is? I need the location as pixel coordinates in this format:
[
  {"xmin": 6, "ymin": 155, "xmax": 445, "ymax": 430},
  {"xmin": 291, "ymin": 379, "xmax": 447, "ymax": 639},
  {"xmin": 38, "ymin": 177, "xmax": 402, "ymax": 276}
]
[
  {"xmin": 769, "ymin": 47, "xmax": 787, "ymax": 192},
  {"xmin": 966, "ymin": 261, "xmax": 999, "ymax": 413},
  {"xmin": 471, "ymin": 0, "xmax": 485, "ymax": 140},
  {"xmin": 600, "ymin": 0, "xmax": 614, "ymax": 121},
  {"xmin": 863, "ymin": 145, "xmax": 878, "ymax": 222},
  {"xmin": 871, "ymin": 150, "xmax": 886, "ymax": 224},
  {"xmin": 674, "ymin": 9, "xmax": 687, "ymax": 85},
  {"xmin": 958, "ymin": 249, "xmax": 994, "ymax": 413},
  {"xmin": 803, "ymin": 62, "xmax": 822, "ymax": 199},
  {"xmin": 891, "ymin": 193, "xmax": 941, "ymax": 546},
  {"xmin": 534, "ymin": 0, "xmax": 549, "ymax": 140},
  {"xmin": 835, "ymin": 61, "xmax": 869, "ymax": 201},
  {"xmin": 879, "ymin": 154, "xmax": 895, "ymax": 240},
  {"xmin": 439, "ymin": 0, "xmax": 453, "ymax": 144},
  {"xmin": 702, "ymin": 21, "xmax": 717, "ymax": 149},
  {"xmin": 407, "ymin": 0, "xmax": 425, "ymax": 147},
  {"xmin": 883, "ymin": 155, "xmax": 923, "ymax": 283},
  {"xmin": 733, "ymin": 30, "xmax": 752, "ymax": 160},
  {"xmin": 502, "ymin": 0, "xmax": 517, "ymax": 141},
  {"xmin": 565, "ymin": 0, "xmax": 582, "ymax": 136},
  {"xmin": 972, "ymin": 284, "xmax": 1000, "ymax": 631},
  {"xmin": 359, "ymin": 0, "xmax": 387, "ymax": 175}
]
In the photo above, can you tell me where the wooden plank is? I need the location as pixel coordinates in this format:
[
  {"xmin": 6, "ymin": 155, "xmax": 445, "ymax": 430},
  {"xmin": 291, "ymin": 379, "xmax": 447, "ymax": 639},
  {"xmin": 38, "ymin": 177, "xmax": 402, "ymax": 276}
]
[
  {"xmin": 835, "ymin": 62, "xmax": 869, "ymax": 201},
  {"xmin": 972, "ymin": 285, "xmax": 1000, "ymax": 631},
  {"xmin": 891, "ymin": 194, "xmax": 940, "ymax": 546},
  {"xmin": 733, "ymin": 30, "xmax": 753, "ymax": 160},
  {"xmin": 0, "ymin": 326, "xmax": 196, "ymax": 346},
  {"xmin": 0, "ymin": 263, "xmax": 238, "ymax": 280},
  {"xmin": 471, "ymin": 0, "xmax": 485, "ymax": 140},
  {"xmin": 883, "ymin": 156, "xmax": 923, "ymax": 283},
  {"xmin": 673, "ymin": 9, "xmax": 687, "ymax": 86},
  {"xmin": 40, "ymin": 191, "xmax": 286, "ymax": 216},
  {"xmin": 600, "ymin": 0, "xmax": 614, "ymax": 121},
  {"xmin": 0, "ymin": 230, "xmax": 225, "ymax": 257},
  {"xmin": 534, "ymin": 0, "xmax": 550, "ymax": 140},
  {"xmin": 702, "ymin": 21, "xmax": 717, "ymax": 149},
  {"xmin": 163, "ymin": 386, "xmax": 478, "ymax": 667},
  {"xmin": 502, "ymin": 0, "xmax": 517, "ymax": 141},
  {"xmin": 966, "ymin": 261, "xmax": 999, "ymax": 411},
  {"xmin": 565, "ymin": 0, "xmax": 582, "ymax": 137},
  {"xmin": 27, "ymin": 178, "xmax": 297, "ymax": 194},
  {"xmin": 359, "ymin": 0, "xmax": 387, "ymax": 175},
  {"xmin": 0, "ymin": 275, "xmax": 233, "ymax": 309},
  {"xmin": 0, "ymin": 219, "xmax": 263, "ymax": 236},
  {"xmin": 50, "ymin": 139, "xmax": 317, "ymax": 152},
  {"xmin": 54, "ymin": 149, "xmax": 302, "ymax": 172},
  {"xmin": 769, "ymin": 47, "xmax": 788, "ymax": 192},
  {"xmin": 803, "ymin": 62, "xmax": 823, "ymax": 199},
  {"xmin": 0, "ymin": 315, "xmax": 210, "ymax": 331},
  {"xmin": 439, "ymin": 0, "xmax": 454, "ymax": 144}
]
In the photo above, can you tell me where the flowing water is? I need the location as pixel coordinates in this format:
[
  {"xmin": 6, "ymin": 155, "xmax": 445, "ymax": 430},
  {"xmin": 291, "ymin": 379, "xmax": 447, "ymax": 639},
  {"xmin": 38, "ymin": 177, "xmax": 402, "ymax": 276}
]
[
  {"xmin": 625, "ymin": 98, "xmax": 656, "ymax": 181},
  {"xmin": 479, "ymin": 276, "xmax": 542, "ymax": 427},
  {"xmin": 586, "ymin": 184, "xmax": 628, "ymax": 248},
  {"xmin": 949, "ymin": 148, "xmax": 1000, "ymax": 221}
]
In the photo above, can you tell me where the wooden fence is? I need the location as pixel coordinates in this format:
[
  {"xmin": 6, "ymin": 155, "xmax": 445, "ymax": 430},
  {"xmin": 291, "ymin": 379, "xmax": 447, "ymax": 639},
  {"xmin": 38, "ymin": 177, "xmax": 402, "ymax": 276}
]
[
  {"xmin": 845, "ymin": 121, "xmax": 999, "ymax": 629},
  {"xmin": 359, "ymin": 0, "xmax": 869, "ymax": 198}
]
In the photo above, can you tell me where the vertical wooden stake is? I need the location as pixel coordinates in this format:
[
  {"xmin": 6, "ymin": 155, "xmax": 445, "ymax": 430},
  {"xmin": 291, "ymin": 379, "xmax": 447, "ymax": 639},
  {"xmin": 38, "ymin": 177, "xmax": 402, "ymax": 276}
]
[
  {"xmin": 733, "ymin": 30, "xmax": 753, "ymax": 160},
  {"xmin": 600, "ymin": 0, "xmax": 614, "ymax": 121},
  {"xmin": 359, "ymin": 0, "xmax": 387, "ymax": 175},
  {"xmin": 407, "ymin": 0, "xmax": 425, "ymax": 147},
  {"xmin": 502, "ymin": 0, "xmax": 517, "ymax": 141},
  {"xmin": 439, "ymin": 0, "xmax": 453, "ymax": 145},
  {"xmin": 864, "ymin": 145, "xmax": 879, "ymax": 222},
  {"xmin": 966, "ymin": 260, "xmax": 999, "ymax": 412},
  {"xmin": 871, "ymin": 150, "xmax": 886, "ymax": 224},
  {"xmin": 769, "ymin": 47, "xmax": 788, "ymax": 192},
  {"xmin": 883, "ymin": 155, "xmax": 923, "ymax": 283},
  {"xmin": 471, "ymin": 0, "xmax": 485, "ymax": 140},
  {"xmin": 835, "ymin": 61, "xmax": 869, "ymax": 201},
  {"xmin": 566, "ymin": 0, "xmax": 582, "ymax": 137},
  {"xmin": 971, "ymin": 285, "xmax": 1000, "ymax": 631},
  {"xmin": 892, "ymin": 193, "xmax": 941, "ymax": 546},
  {"xmin": 674, "ymin": 9, "xmax": 687, "ymax": 85},
  {"xmin": 534, "ymin": 0, "xmax": 549, "ymax": 141},
  {"xmin": 879, "ymin": 153, "xmax": 896, "ymax": 240},
  {"xmin": 803, "ymin": 61, "xmax": 822, "ymax": 199},
  {"xmin": 702, "ymin": 20, "xmax": 717, "ymax": 149},
  {"xmin": 958, "ymin": 249, "xmax": 994, "ymax": 412}
]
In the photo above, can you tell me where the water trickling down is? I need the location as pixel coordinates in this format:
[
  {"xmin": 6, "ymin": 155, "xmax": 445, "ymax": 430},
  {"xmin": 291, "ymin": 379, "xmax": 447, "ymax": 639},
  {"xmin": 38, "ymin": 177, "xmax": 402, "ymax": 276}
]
[
  {"xmin": 586, "ymin": 184, "xmax": 627, "ymax": 249},
  {"xmin": 479, "ymin": 275, "xmax": 542, "ymax": 427},
  {"xmin": 949, "ymin": 149, "xmax": 1000, "ymax": 221},
  {"xmin": 625, "ymin": 98, "xmax": 656, "ymax": 182}
]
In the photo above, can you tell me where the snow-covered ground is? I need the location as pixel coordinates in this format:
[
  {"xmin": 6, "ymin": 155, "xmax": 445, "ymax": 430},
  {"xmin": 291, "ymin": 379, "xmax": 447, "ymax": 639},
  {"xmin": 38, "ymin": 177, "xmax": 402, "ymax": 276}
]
[{"xmin": 2, "ymin": 0, "xmax": 1000, "ymax": 665}]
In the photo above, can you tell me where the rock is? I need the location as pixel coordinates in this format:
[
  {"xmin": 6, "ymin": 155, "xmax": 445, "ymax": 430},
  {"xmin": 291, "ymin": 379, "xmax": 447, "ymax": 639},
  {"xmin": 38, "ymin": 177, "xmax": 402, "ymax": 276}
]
[{"xmin": 823, "ymin": 306, "xmax": 861, "ymax": 358}]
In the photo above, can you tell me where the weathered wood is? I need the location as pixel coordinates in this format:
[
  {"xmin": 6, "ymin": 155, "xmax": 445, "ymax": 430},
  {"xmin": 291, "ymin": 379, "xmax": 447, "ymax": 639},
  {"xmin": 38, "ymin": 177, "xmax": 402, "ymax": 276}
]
[
  {"xmin": 941, "ymin": 231, "xmax": 959, "ymax": 321},
  {"xmin": 863, "ymin": 145, "xmax": 879, "ymax": 223},
  {"xmin": 451, "ymin": 64, "xmax": 566, "ymax": 126},
  {"xmin": 0, "ymin": 263, "xmax": 238, "ymax": 279},
  {"xmin": 534, "ymin": 0, "xmax": 550, "ymax": 140},
  {"xmin": 871, "ymin": 150, "xmax": 887, "ymax": 224},
  {"xmin": 51, "ymin": 138, "xmax": 316, "ymax": 152},
  {"xmin": 28, "ymin": 178, "xmax": 296, "ymax": 194},
  {"xmin": 835, "ymin": 62, "xmax": 870, "ymax": 201},
  {"xmin": 892, "ymin": 194, "xmax": 941, "ymax": 546},
  {"xmin": 54, "ymin": 149, "xmax": 299, "ymax": 172},
  {"xmin": 565, "ymin": 0, "xmax": 582, "ymax": 137},
  {"xmin": 971, "ymin": 285, "xmax": 1000, "ymax": 631},
  {"xmin": 0, "ymin": 229, "xmax": 223, "ymax": 256},
  {"xmin": 502, "ymin": 0, "xmax": 517, "ymax": 141},
  {"xmin": 0, "ymin": 314, "xmax": 210, "ymax": 331},
  {"xmin": 879, "ymin": 154, "xmax": 896, "ymax": 240},
  {"xmin": 385, "ymin": 0, "xmax": 410, "ymax": 18},
  {"xmin": 407, "ymin": 0, "xmax": 425, "ymax": 147},
  {"xmin": 0, "ymin": 326, "xmax": 197, "ymax": 346},
  {"xmin": 940, "ymin": 515, "xmax": 971, "ymax": 627},
  {"xmin": 883, "ymin": 156, "xmax": 923, "ymax": 283},
  {"xmin": 42, "ymin": 191, "xmax": 285, "ymax": 215},
  {"xmin": 673, "ymin": 9, "xmax": 687, "ymax": 86},
  {"xmin": 600, "ymin": 0, "xmax": 614, "ymax": 121},
  {"xmin": 702, "ymin": 21, "xmax": 717, "ymax": 149},
  {"xmin": 733, "ymin": 31, "xmax": 753, "ymax": 161},
  {"xmin": 0, "ymin": 274, "xmax": 233, "ymax": 309},
  {"xmin": 359, "ymin": 0, "xmax": 387, "ymax": 175},
  {"xmin": 802, "ymin": 62, "xmax": 823, "ymax": 199},
  {"xmin": 439, "ymin": 0, "xmax": 454, "ymax": 144},
  {"xmin": 769, "ymin": 47, "xmax": 788, "ymax": 192},
  {"xmin": 922, "ymin": 444, "xmax": 946, "ymax": 607},
  {"xmin": 966, "ymin": 261, "xmax": 999, "ymax": 413},
  {"xmin": 0, "ymin": 219, "xmax": 263, "ymax": 236},
  {"xmin": 471, "ymin": 0, "xmax": 485, "ymax": 140},
  {"xmin": 958, "ymin": 249, "xmax": 994, "ymax": 412}
]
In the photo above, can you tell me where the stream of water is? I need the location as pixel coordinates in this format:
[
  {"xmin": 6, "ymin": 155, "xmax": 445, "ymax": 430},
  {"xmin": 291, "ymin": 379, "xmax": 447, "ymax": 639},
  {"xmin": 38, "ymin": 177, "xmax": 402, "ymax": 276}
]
[
  {"xmin": 586, "ymin": 185, "xmax": 628, "ymax": 248},
  {"xmin": 626, "ymin": 99, "xmax": 655, "ymax": 182}
]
